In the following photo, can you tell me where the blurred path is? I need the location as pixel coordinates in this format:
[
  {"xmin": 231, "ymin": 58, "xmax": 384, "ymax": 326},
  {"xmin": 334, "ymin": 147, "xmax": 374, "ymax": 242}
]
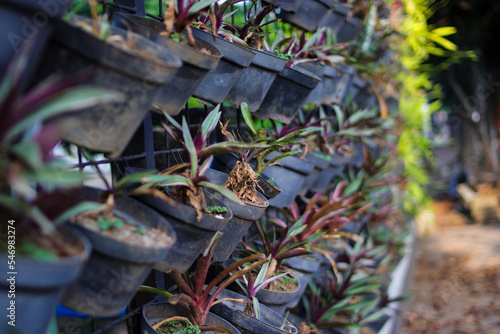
[{"xmin": 403, "ymin": 193, "xmax": 500, "ymax": 333}]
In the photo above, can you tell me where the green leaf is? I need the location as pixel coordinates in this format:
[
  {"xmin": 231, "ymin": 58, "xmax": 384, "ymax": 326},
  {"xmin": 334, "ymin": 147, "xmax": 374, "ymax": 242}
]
[
  {"xmin": 161, "ymin": 108, "xmax": 183, "ymax": 131},
  {"xmin": 344, "ymin": 283, "xmax": 382, "ymax": 295},
  {"xmin": 5, "ymin": 88, "xmax": 123, "ymax": 142},
  {"xmin": 344, "ymin": 171, "xmax": 364, "ymax": 196},
  {"xmin": 54, "ymin": 201, "xmax": 104, "ymax": 224},
  {"xmin": 253, "ymin": 296, "xmax": 261, "ymax": 319},
  {"xmin": 0, "ymin": 194, "xmax": 55, "ymax": 234},
  {"xmin": 10, "ymin": 141, "xmax": 42, "ymax": 170},
  {"xmin": 241, "ymin": 102, "xmax": 257, "ymax": 135},
  {"xmin": 182, "ymin": 117, "xmax": 198, "ymax": 179},
  {"xmin": 427, "ymin": 32, "xmax": 458, "ymax": 51},
  {"xmin": 320, "ymin": 299, "xmax": 375, "ymax": 321},
  {"xmin": 189, "ymin": 0, "xmax": 218, "ymax": 14},
  {"xmin": 198, "ymin": 181, "xmax": 245, "ymax": 205},
  {"xmin": 431, "ymin": 26, "xmax": 456, "ymax": 37},
  {"xmin": 201, "ymin": 104, "xmax": 221, "ymax": 140},
  {"xmin": 24, "ymin": 168, "xmax": 87, "ymax": 187}
]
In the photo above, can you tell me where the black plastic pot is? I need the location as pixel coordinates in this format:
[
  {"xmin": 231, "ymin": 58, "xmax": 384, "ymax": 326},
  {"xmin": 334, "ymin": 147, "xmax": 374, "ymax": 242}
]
[
  {"xmin": 333, "ymin": 4, "xmax": 363, "ymax": 43},
  {"xmin": 263, "ymin": 151, "xmax": 314, "ymax": 209},
  {"xmin": 310, "ymin": 162, "xmax": 344, "ymax": 193},
  {"xmin": 263, "ymin": 0, "xmax": 303, "ymax": 13},
  {"xmin": 279, "ymin": 0, "xmax": 332, "ymax": 32},
  {"xmin": 142, "ymin": 303, "xmax": 241, "ymax": 334},
  {"xmin": 346, "ymin": 75, "xmax": 366, "ymax": 102},
  {"xmin": 254, "ymin": 277, "xmax": 302, "ymax": 315},
  {"xmin": 211, "ymin": 289, "xmax": 298, "ymax": 334},
  {"xmin": 0, "ymin": 0, "xmax": 70, "ymax": 83},
  {"xmin": 191, "ymin": 27, "xmax": 255, "ymax": 104},
  {"xmin": 297, "ymin": 152, "xmax": 330, "ymax": 196},
  {"xmin": 300, "ymin": 62, "xmax": 328, "ymax": 106},
  {"xmin": 211, "ymin": 153, "xmax": 282, "ymax": 200},
  {"xmin": 0, "ymin": 226, "xmax": 90, "ymax": 334},
  {"xmin": 323, "ymin": 64, "xmax": 356, "ymax": 106},
  {"xmin": 61, "ymin": 187, "xmax": 175, "ymax": 316},
  {"xmin": 204, "ymin": 168, "xmax": 268, "ymax": 261},
  {"xmin": 285, "ymin": 256, "xmax": 321, "ymax": 309},
  {"xmin": 256, "ymin": 66, "xmax": 321, "ymax": 124},
  {"xmin": 32, "ymin": 16, "xmax": 182, "ymax": 156},
  {"xmin": 354, "ymin": 81, "xmax": 378, "ymax": 110},
  {"xmin": 225, "ymin": 49, "xmax": 286, "ymax": 112},
  {"xmin": 113, "ymin": 13, "xmax": 222, "ymax": 116},
  {"xmin": 138, "ymin": 190, "xmax": 232, "ymax": 273},
  {"xmin": 349, "ymin": 141, "xmax": 364, "ymax": 168},
  {"xmin": 320, "ymin": 4, "xmax": 363, "ymax": 43}
]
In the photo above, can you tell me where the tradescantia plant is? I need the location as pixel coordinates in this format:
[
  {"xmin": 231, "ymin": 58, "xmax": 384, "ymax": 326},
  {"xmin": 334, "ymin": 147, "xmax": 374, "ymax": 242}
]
[
  {"xmin": 241, "ymin": 217, "xmax": 322, "ymax": 286},
  {"xmin": 0, "ymin": 44, "xmax": 122, "ymax": 245},
  {"xmin": 150, "ymin": 104, "xmax": 268, "ymax": 219},
  {"xmin": 162, "ymin": 0, "xmax": 219, "ymax": 47},
  {"xmin": 222, "ymin": 1, "xmax": 280, "ymax": 50},
  {"xmin": 139, "ymin": 232, "xmax": 268, "ymax": 333},
  {"xmin": 219, "ymin": 103, "xmax": 315, "ymax": 203},
  {"xmin": 235, "ymin": 258, "xmax": 288, "ymax": 319},
  {"xmin": 300, "ymin": 241, "xmax": 391, "ymax": 333}
]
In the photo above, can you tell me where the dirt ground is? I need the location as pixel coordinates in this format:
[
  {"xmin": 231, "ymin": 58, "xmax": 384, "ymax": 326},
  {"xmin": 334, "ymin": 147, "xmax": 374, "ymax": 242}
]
[{"xmin": 403, "ymin": 188, "xmax": 500, "ymax": 333}]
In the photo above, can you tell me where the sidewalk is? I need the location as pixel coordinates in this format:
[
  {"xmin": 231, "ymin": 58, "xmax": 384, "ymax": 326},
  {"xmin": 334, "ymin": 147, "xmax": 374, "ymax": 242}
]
[{"xmin": 403, "ymin": 197, "xmax": 500, "ymax": 333}]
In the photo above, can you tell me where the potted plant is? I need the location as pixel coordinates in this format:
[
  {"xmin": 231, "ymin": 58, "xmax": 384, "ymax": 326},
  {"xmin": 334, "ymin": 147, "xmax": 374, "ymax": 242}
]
[
  {"xmin": 113, "ymin": 0, "xmax": 223, "ymax": 116},
  {"xmin": 212, "ymin": 1, "xmax": 288, "ymax": 112},
  {"xmin": 60, "ymin": 164, "xmax": 177, "ymax": 316},
  {"xmin": 30, "ymin": 8, "xmax": 183, "ymax": 156},
  {"xmin": 236, "ymin": 218, "xmax": 322, "ymax": 315},
  {"xmin": 215, "ymin": 104, "xmax": 307, "ymax": 200},
  {"xmin": 255, "ymin": 33, "xmax": 322, "ymax": 124},
  {"xmin": 189, "ymin": 0, "xmax": 257, "ymax": 104},
  {"xmin": 134, "ymin": 104, "xmax": 264, "ymax": 272},
  {"xmin": 278, "ymin": 0, "xmax": 333, "ymax": 32},
  {"xmin": 0, "ymin": 51, "xmax": 119, "ymax": 333},
  {"xmin": 271, "ymin": 182, "xmax": 370, "ymax": 308},
  {"xmin": 138, "ymin": 232, "xmax": 268, "ymax": 334},
  {"xmin": 0, "ymin": 0, "xmax": 71, "ymax": 77},
  {"xmin": 298, "ymin": 241, "xmax": 394, "ymax": 333},
  {"xmin": 321, "ymin": 3, "xmax": 364, "ymax": 43}
]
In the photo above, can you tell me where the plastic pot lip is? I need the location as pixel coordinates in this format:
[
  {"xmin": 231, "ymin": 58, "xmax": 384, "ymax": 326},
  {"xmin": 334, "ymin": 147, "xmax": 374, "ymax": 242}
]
[
  {"xmin": 352, "ymin": 76, "xmax": 368, "ymax": 88},
  {"xmin": 296, "ymin": 61, "xmax": 326, "ymax": 78},
  {"xmin": 113, "ymin": 13, "xmax": 222, "ymax": 70},
  {"xmin": 322, "ymin": 64, "xmax": 337, "ymax": 78},
  {"xmin": 74, "ymin": 187, "xmax": 176, "ymax": 263},
  {"xmin": 279, "ymin": 65, "xmax": 322, "ymax": 89},
  {"xmin": 53, "ymin": 16, "xmax": 182, "ymax": 84},
  {"xmin": 139, "ymin": 190, "xmax": 234, "ymax": 232},
  {"xmin": 304, "ymin": 152, "xmax": 331, "ymax": 169},
  {"xmin": 265, "ymin": 151, "xmax": 315, "ymax": 175},
  {"xmin": 191, "ymin": 27, "xmax": 256, "ymax": 67},
  {"xmin": 142, "ymin": 302, "xmax": 241, "ymax": 334},
  {"xmin": 0, "ymin": 226, "xmax": 92, "ymax": 288},
  {"xmin": 316, "ymin": 0, "xmax": 334, "ymax": 8},
  {"xmin": 337, "ymin": 63, "xmax": 357, "ymax": 75},
  {"xmin": 250, "ymin": 49, "xmax": 287, "ymax": 73},
  {"xmin": 213, "ymin": 289, "xmax": 299, "ymax": 334},
  {"xmin": 2, "ymin": 0, "xmax": 71, "ymax": 17},
  {"xmin": 123, "ymin": 166, "xmax": 233, "ymax": 231},
  {"xmin": 204, "ymin": 167, "xmax": 270, "ymax": 212}
]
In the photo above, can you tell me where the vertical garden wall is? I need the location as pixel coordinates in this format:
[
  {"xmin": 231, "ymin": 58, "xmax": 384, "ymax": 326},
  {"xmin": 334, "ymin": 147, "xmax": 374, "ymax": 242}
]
[{"xmin": 0, "ymin": 1, "xmax": 465, "ymax": 333}]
